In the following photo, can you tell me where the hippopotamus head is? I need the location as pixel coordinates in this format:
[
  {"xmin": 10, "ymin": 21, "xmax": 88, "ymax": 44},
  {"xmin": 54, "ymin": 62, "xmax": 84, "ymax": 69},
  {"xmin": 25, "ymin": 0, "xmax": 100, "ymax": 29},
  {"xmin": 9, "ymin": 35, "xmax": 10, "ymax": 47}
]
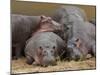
[
  {"xmin": 60, "ymin": 17, "xmax": 73, "ymax": 42},
  {"xmin": 39, "ymin": 15, "xmax": 63, "ymax": 33},
  {"xmin": 34, "ymin": 43, "xmax": 57, "ymax": 66},
  {"xmin": 67, "ymin": 37, "xmax": 83, "ymax": 61}
]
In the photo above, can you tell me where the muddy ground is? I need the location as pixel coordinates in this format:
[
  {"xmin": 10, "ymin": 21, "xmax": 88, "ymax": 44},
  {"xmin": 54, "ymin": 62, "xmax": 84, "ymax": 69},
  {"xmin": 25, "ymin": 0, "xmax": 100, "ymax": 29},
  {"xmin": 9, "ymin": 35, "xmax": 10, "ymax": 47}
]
[{"xmin": 11, "ymin": 57, "xmax": 96, "ymax": 74}]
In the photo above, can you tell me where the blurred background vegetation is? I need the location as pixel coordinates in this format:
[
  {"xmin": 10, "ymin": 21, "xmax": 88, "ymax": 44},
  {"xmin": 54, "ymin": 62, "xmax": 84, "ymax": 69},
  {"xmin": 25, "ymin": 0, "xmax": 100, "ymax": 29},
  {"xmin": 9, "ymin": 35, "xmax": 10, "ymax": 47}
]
[{"xmin": 11, "ymin": 0, "xmax": 96, "ymax": 21}]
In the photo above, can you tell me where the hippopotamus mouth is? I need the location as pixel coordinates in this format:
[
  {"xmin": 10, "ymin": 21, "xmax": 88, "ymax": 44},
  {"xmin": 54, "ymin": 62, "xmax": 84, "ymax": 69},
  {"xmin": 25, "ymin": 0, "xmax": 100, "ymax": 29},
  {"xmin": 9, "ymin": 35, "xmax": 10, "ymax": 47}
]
[
  {"xmin": 67, "ymin": 40, "xmax": 83, "ymax": 61},
  {"xmin": 34, "ymin": 57, "xmax": 57, "ymax": 67}
]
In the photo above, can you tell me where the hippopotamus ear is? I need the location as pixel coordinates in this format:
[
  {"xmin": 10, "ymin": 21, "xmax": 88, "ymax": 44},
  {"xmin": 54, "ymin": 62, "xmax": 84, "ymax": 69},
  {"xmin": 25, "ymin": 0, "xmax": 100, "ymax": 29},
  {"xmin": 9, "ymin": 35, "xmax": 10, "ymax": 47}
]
[
  {"xmin": 53, "ymin": 46, "xmax": 56, "ymax": 49},
  {"xmin": 75, "ymin": 38, "xmax": 81, "ymax": 48},
  {"xmin": 40, "ymin": 15, "xmax": 48, "ymax": 23},
  {"xmin": 40, "ymin": 15, "xmax": 47, "ymax": 19}
]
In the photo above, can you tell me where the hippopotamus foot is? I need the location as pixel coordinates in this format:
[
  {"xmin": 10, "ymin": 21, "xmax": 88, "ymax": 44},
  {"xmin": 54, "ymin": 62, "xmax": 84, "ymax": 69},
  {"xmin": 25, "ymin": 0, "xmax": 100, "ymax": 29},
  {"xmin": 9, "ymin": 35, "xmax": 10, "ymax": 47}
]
[{"xmin": 26, "ymin": 56, "xmax": 34, "ymax": 65}]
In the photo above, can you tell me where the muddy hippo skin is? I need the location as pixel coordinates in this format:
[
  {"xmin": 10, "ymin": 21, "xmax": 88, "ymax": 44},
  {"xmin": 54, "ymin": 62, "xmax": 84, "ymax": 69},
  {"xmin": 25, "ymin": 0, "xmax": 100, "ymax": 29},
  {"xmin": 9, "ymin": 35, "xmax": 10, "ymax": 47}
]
[
  {"xmin": 25, "ymin": 32, "xmax": 66, "ymax": 66},
  {"xmin": 12, "ymin": 14, "xmax": 62, "ymax": 59},
  {"xmin": 51, "ymin": 5, "xmax": 87, "ymax": 42},
  {"xmin": 67, "ymin": 20, "xmax": 96, "ymax": 60}
]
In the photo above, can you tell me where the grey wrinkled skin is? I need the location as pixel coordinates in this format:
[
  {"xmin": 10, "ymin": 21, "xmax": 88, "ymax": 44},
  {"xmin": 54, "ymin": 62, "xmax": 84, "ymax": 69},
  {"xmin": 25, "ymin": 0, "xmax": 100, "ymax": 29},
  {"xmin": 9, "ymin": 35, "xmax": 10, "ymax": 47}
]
[
  {"xmin": 51, "ymin": 5, "xmax": 87, "ymax": 42},
  {"xmin": 25, "ymin": 32, "xmax": 66, "ymax": 66},
  {"xmin": 12, "ymin": 14, "xmax": 41, "ymax": 59},
  {"xmin": 51, "ymin": 5, "xmax": 96, "ymax": 60},
  {"xmin": 52, "ymin": 5, "xmax": 87, "ymax": 22},
  {"xmin": 12, "ymin": 14, "xmax": 62, "ymax": 60},
  {"xmin": 67, "ymin": 20, "xmax": 96, "ymax": 60}
]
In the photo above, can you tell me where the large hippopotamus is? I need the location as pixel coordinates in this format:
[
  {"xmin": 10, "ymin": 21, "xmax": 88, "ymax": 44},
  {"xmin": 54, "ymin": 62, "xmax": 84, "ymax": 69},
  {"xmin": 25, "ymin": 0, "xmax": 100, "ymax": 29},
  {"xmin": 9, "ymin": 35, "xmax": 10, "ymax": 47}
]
[
  {"xmin": 25, "ymin": 32, "xmax": 66, "ymax": 66},
  {"xmin": 67, "ymin": 20, "xmax": 96, "ymax": 61},
  {"xmin": 51, "ymin": 5, "xmax": 87, "ymax": 42},
  {"xmin": 12, "ymin": 14, "xmax": 62, "ymax": 59},
  {"xmin": 51, "ymin": 5, "xmax": 96, "ymax": 61}
]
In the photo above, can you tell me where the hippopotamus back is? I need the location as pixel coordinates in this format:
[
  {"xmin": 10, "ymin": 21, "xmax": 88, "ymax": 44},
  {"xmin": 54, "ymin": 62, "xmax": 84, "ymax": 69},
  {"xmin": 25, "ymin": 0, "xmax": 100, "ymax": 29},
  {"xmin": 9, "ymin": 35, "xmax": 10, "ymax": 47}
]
[
  {"xmin": 12, "ymin": 14, "xmax": 40, "ymax": 44},
  {"xmin": 51, "ymin": 6, "xmax": 87, "ymax": 43},
  {"xmin": 52, "ymin": 5, "xmax": 87, "ymax": 23}
]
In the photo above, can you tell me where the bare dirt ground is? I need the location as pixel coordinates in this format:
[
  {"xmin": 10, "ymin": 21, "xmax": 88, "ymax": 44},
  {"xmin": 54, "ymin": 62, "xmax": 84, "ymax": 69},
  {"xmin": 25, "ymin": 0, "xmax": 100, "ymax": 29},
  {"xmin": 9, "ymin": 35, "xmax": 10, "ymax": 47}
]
[{"xmin": 11, "ymin": 57, "xmax": 96, "ymax": 74}]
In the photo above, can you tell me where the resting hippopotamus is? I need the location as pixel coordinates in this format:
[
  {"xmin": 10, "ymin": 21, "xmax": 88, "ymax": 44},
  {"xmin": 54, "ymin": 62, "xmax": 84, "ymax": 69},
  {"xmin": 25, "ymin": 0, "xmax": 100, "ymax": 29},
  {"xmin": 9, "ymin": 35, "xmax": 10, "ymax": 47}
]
[
  {"xmin": 25, "ymin": 32, "xmax": 66, "ymax": 66},
  {"xmin": 67, "ymin": 20, "xmax": 96, "ymax": 61},
  {"xmin": 12, "ymin": 14, "xmax": 62, "ymax": 59},
  {"xmin": 51, "ymin": 5, "xmax": 87, "ymax": 42}
]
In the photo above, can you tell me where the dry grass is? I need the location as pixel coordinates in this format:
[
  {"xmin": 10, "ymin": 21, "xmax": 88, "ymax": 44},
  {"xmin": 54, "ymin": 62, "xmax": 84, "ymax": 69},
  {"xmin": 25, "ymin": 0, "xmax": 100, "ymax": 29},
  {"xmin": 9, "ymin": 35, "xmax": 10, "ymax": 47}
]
[{"xmin": 11, "ymin": 57, "xmax": 96, "ymax": 74}]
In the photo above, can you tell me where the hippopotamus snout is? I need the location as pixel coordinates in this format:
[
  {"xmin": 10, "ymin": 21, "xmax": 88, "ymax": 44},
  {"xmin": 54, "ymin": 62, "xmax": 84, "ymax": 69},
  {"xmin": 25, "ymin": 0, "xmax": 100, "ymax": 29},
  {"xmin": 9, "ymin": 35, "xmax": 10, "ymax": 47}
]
[
  {"xmin": 42, "ymin": 56, "xmax": 56, "ymax": 66},
  {"xmin": 41, "ymin": 49, "xmax": 57, "ymax": 66},
  {"xmin": 68, "ymin": 47, "xmax": 82, "ymax": 61},
  {"xmin": 67, "ymin": 41, "xmax": 82, "ymax": 61}
]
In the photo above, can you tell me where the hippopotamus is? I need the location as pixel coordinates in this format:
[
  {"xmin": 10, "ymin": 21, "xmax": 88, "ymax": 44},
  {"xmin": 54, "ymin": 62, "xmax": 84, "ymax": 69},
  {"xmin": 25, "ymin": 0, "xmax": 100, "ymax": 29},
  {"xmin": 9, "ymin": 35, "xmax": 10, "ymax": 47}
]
[
  {"xmin": 25, "ymin": 32, "xmax": 66, "ymax": 66},
  {"xmin": 51, "ymin": 5, "xmax": 87, "ymax": 42},
  {"xmin": 67, "ymin": 20, "xmax": 96, "ymax": 61},
  {"xmin": 12, "ymin": 14, "xmax": 62, "ymax": 59}
]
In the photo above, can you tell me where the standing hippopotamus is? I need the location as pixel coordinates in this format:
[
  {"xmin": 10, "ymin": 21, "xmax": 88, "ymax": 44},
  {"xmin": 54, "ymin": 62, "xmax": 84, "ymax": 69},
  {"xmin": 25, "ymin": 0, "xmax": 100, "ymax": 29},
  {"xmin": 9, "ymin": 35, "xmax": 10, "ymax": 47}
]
[
  {"xmin": 51, "ymin": 5, "xmax": 87, "ymax": 42},
  {"xmin": 25, "ymin": 32, "xmax": 66, "ymax": 66},
  {"xmin": 67, "ymin": 20, "xmax": 96, "ymax": 60},
  {"xmin": 12, "ymin": 14, "xmax": 62, "ymax": 59}
]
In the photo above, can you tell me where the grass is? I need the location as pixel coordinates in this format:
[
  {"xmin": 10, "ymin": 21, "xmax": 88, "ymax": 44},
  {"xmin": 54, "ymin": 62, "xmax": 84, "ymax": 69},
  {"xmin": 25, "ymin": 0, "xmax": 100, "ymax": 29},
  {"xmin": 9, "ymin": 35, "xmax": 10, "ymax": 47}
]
[{"xmin": 11, "ymin": 57, "xmax": 96, "ymax": 74}]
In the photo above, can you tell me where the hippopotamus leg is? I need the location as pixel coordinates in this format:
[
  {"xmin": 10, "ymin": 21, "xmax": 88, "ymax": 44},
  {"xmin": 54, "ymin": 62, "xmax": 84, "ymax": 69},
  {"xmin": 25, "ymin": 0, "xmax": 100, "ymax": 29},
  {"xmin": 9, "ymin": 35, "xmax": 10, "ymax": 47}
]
[{"xmin": 26, "ymin": 55, "xmax": 34, "ymax": 65}]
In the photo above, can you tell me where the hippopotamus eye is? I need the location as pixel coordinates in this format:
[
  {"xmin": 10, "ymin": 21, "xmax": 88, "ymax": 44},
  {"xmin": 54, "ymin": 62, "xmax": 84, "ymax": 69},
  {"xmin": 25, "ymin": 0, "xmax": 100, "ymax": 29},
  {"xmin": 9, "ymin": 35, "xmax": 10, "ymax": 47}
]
[
  {"xmin": 53, "ymin": 46, "xmax": 56, "ymax": 49},
  {"xmin": 39, "ymin": 46, "xmax": 43, "ymax": 50},
  {"xmin": 75, "ymin": 38, "xmax": 79, "ymax": 42}
]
